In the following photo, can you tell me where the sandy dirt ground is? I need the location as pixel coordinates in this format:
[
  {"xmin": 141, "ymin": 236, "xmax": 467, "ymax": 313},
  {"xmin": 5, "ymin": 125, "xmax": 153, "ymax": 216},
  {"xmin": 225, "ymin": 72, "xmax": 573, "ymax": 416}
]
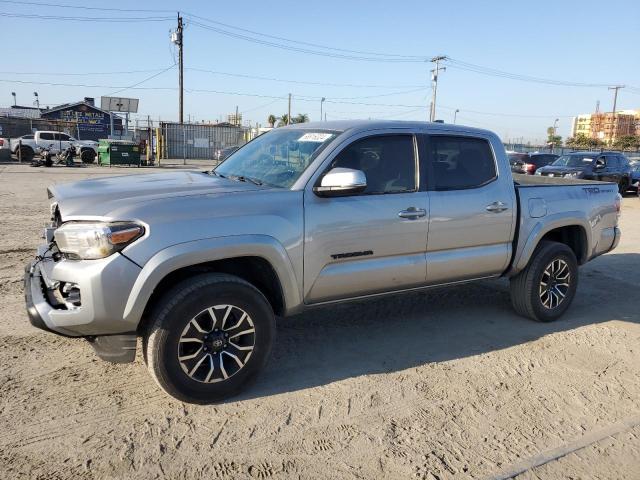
[{"xmin": 0, "ymin": 163, "xmax": 638, "ymax": 479}]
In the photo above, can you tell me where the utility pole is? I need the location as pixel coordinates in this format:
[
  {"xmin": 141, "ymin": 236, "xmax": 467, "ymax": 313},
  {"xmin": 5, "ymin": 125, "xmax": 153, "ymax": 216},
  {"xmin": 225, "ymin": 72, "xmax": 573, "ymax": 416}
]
[
  {"xmin": 235, "ymin": 105, "xmax": 239, "ymax": 126},
  {"xmin": 608, "ymin": 85, "xmax": 624, "ymax": 114},
  {"xmin": 173, "ymin": 13, "xmax": 184, "ymax": 124},
  {"xmin": 320, "ymin": 97, "xmax": 325, "ymax": 122},
  {"xmin": 429, "ymin": 56, "xmax": 447, "ymax": 122},
  {"xmin": 287, "ymin": 93, "xmax": 292, "ymax": 125}
]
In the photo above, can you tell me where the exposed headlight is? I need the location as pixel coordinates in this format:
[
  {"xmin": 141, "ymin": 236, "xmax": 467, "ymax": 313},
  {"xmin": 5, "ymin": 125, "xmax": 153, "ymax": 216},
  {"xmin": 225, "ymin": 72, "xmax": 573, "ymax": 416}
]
[
  {"xmin": 54, "ymin": 222, "xmax": 144, "ymax": 260},
  {"xmin": 535, "ymin": 170, "xmax": 543, "ymax": 175}
]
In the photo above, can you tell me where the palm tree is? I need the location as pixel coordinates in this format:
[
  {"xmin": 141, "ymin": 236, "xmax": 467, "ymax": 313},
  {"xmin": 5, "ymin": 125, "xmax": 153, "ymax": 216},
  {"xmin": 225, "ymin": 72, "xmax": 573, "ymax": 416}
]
[
  {"xmin": 267, "ymin": 114, "xmax": 277, "ymax": 128},
  {"xmin": 277, "ymin": 114, "xmax": 289, "ymax": 127},
  {"xmin": 294, "ymin": 113, "xmax": 309, "ymax": 124}
]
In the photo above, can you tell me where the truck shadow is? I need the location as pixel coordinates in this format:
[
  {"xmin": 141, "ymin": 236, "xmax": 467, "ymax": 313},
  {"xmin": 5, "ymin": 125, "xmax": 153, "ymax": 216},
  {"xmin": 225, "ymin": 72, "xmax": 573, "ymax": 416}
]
[{"xmin": 240, "ymin": 252, "xmax": 640, "ymax": 401}]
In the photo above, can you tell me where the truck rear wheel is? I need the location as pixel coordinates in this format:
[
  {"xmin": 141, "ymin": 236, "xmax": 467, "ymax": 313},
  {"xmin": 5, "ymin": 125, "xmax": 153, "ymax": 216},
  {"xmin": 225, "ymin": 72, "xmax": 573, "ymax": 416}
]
[
  {"xmin": 81, "ymin": 150, "xmax": 96, "ymax": 164},
  {"xmin": 510, "ymin": 240, "xmax": 578, "ymax": 322},
  {"xmin": 143, "ymin": 273, "xmax": 275, "ymax": 404}
]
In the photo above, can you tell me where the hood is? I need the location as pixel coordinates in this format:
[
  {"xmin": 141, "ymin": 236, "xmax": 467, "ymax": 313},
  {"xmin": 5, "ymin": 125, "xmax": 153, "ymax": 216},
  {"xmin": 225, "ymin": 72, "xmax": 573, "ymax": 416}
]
[
  {"xmin": 49, "ymin": 171, "xmax": 266, "ymax": 219},
  {"xmin": 537, "ymin": 165, "xmax": 586, "ymax": 174}
]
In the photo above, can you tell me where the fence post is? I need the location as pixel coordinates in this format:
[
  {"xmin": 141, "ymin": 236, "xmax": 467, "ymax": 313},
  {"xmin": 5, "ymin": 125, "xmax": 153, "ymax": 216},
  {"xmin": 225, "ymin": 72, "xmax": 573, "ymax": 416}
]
[{"xmin": 183, "ymin": 126, "xmax": 186, "ymax": 165}]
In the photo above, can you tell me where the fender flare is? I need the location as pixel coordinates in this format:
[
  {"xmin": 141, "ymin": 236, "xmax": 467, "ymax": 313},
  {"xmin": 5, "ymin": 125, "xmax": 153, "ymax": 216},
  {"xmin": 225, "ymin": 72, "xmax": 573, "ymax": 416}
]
[
  {"xmin": 512, "ymin": 212, "xmax": 591, "ymax": 274},
  {"xmin": 122, "ymin": 234, "xmax": 302, "ymax": 325}
]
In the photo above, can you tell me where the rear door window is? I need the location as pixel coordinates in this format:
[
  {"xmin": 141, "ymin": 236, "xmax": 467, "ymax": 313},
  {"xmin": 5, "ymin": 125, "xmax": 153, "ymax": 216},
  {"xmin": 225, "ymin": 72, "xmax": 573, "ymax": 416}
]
[
  {"xmin": 423, "ymin": 135, "xmax": 497, "ymax": 190},
  {"xmin": 39, "ymin": 132, "xmax": 54, "ymax": 140}
]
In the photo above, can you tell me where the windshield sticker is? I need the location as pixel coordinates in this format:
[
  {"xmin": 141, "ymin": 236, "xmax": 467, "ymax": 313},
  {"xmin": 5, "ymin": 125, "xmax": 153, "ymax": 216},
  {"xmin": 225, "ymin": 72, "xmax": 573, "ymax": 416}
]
[{"xmin": 298, "ymin": 133, "xmax": 333, "ymax": 142}]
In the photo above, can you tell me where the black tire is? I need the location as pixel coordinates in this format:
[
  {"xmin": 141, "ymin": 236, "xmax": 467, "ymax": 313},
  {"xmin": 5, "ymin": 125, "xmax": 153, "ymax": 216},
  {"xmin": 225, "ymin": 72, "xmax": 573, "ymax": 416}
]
[
  {"xmin": 618, "ymin": 178, "xmax": 629, "ymax": 195},
  {"xmin": 81, "ymin": 149, "xmax": 96, "ymax": 164},
  {"xmin": 17, "ymin": 146, "xmax": 34, "ymax": 162},
  {"xmin": 510, "ymin": 240, "xmax": 578, "ymax": 322},
  {"xmin": 143, "ymin": 273, "xmax": 275, "ymax": 404}
]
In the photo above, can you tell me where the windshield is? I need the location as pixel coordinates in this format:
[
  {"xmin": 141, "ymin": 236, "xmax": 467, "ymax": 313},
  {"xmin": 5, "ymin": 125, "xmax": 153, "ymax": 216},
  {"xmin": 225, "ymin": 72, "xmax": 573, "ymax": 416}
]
[
  {"xmin": 552, "ymin": 154, "xmax": 597, "ymax": 167},
  {"xmin": 214, "ymin": 129, "xmax": 338, "ymax": 188}
]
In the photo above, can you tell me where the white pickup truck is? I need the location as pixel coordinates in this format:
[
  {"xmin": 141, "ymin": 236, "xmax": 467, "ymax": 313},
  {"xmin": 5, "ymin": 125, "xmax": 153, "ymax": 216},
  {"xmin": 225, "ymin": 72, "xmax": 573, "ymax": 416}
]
[{"xmin": 11, "ymin": 131, "xmax": 98, "ymax": 163}]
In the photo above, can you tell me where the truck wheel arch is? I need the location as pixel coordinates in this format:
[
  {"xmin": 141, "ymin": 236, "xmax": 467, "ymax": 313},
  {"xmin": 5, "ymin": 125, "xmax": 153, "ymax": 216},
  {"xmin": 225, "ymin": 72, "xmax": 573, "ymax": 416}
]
[
  {"xmin": 512, "ymin": 217, "xmax": 590, "ymax": 274},
  {"xmin": 123, "ymin": 236, "xmax": 302, "ymax": 330}
]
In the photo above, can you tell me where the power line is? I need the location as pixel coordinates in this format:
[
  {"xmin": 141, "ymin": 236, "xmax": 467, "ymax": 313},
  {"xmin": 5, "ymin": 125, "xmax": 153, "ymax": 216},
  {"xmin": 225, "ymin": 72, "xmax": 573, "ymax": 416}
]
[
  {"xmin": 0, "ymin": 67, "xmax": 174, "ymax": 76},
  {"xmin": 2, "ymin": 77, "xmax": 578, "ymax": 119},
  {"xmin": 447, "ymin": 58, "xmax": 615, "ymax": 88},
  {"xmin": 183, "ymin": 12, "xmax": 427, "ymax": 60},
  {"xmin": 0, "ymin": 78, "xmax": 176, "ymax": 90},
  {"xmin": 3, "ymin": 1, "xmax": 636, "ymax": 91},
  {"xmin": 0, "ymin": 12, "xmax": 173, "ymax": 22},
  {"xmin": 187, "ymin": 20, "xmax": 428, "ymax": 63},
  {"xmin": 0, "ymin": 0, "xmax": 174, "ymax": 12},
  {"xmin": 106, "ymin": 64, "xmax": 176, "ymax": 96},
  {"xmin": 186, "ymin": 67, "xmax": 425, "ymax": 89}
]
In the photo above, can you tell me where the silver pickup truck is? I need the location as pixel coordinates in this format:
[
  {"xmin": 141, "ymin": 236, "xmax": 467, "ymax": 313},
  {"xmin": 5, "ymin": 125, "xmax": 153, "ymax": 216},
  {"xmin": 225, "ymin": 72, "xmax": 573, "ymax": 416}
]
[{"xmin": 24, "ymin": 121, "xmax": 621, "ymax": 403}]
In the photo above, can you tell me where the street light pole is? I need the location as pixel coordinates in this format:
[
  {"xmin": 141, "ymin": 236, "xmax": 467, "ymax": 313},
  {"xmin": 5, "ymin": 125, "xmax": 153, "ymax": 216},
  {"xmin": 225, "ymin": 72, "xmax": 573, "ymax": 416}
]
[
  {"xmin": 453, "ymin": 109, "xmax": 459, "ymax": 124},
  {"xmin": 552, "ymin": 118, "xmax": 559, "ymax": 153},
  {"xmin": 320, "ymin": 97, "xmax": 325, "ymax": 122},
  {"xmin": 11, "ymin": 92, "xmax": 16, "ymax": 106},
  {"xmin": 33, "ymin": 92, "xmax": 39, "ymax": 109}
]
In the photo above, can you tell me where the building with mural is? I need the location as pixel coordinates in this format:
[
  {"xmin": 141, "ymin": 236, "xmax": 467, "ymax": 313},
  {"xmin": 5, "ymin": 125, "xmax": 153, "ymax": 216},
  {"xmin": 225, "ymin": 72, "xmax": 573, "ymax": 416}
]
[{"xmin": 40, "ymin": 98, "xmax": 122, "ymax": 141}]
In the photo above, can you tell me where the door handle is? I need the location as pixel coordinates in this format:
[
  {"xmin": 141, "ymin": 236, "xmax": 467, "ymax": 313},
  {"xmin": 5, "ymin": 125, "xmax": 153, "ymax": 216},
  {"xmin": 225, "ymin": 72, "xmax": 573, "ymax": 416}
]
[
  {"xmin": 398, "ymin": 207, "xmax": 427, "ymax": 219},
  {"xmin": 486, "ymin": 201, "xmax": 509, "ymax": 213}
]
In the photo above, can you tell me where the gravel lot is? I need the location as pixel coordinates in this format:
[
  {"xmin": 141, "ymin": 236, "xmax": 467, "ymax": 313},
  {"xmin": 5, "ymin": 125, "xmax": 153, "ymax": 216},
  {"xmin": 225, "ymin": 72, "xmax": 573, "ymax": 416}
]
[{"xmin": 1, "ymin": 164, "xmax": 639, "ymax": 479}]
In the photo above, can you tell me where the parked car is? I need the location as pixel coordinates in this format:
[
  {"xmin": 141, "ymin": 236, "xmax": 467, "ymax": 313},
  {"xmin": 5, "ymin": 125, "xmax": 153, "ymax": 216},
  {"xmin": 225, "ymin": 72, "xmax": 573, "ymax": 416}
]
[
  {"xmin": 0, "ymin": 137, "xmax": 11, "ymax": 161},
  {"xmin": 536, "ymin": 151, "xmax": 632, "ymax": 193},
  {"xmin": 629, "ymin": 162, "xmax": 640, "ymax": 193},
  {"xmin": 11, "ymin": 131, "xmax": 98, "ymax": 163},
  {"xmin": 509, "ymin": 152, "xmax": 558, "ymax": 174},
  {"xmin": 25, "ymin": 120, "xmax": 622, "ymax": 403},
  {"xmin": 214, "ymin": 145, "xmax": 240, "ymax": 162}
]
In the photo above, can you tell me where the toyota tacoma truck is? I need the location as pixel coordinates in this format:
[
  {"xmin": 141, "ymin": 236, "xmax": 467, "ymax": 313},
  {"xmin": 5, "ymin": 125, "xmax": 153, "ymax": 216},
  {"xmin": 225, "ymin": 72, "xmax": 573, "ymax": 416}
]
[{"xmin": 24, "ymin": 121, "xmax": 622, "ymax": 404}]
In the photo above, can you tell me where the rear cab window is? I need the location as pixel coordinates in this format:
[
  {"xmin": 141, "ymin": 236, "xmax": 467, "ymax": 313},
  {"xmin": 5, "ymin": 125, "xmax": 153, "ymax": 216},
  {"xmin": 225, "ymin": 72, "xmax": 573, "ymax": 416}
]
[{"xmin": 420, "ymin": 135, "xmax": 497, "ymax": 190}]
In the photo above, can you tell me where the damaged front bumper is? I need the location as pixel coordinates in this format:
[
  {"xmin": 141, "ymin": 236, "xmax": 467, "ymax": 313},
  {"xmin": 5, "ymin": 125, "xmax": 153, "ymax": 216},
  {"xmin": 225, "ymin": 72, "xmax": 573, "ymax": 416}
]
[{"xmin": 23, "ymin": 244, "xmax": 142, "ymax": 363}]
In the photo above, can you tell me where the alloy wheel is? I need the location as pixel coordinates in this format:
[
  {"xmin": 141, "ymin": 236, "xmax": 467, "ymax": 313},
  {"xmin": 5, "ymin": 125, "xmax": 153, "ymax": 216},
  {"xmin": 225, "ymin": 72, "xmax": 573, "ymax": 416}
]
[
  {"xmin": 538, "ymin": 259, "xmax": 571, "ymax": 309},
  {"xmin": 177, "ymin": 304, "xmax": 256, "ymax": 383}
]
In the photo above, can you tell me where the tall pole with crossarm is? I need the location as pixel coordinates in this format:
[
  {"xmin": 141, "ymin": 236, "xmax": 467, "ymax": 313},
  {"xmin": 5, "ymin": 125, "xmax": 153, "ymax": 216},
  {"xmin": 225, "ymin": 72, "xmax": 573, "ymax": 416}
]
[{"xmin": 429, "ymin": 56, "xmax": 447, "ymax": 122}]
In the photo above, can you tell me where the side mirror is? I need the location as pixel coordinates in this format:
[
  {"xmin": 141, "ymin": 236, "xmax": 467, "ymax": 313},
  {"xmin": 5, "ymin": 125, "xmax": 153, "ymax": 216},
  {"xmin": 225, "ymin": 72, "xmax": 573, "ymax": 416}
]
[
  {"xmin": 313, "ymin": 167, "xmax": 367, "ymax": 197},
  {"xmin": 594, "ymin": 158, "xmax": 605, "ymax": 169}
]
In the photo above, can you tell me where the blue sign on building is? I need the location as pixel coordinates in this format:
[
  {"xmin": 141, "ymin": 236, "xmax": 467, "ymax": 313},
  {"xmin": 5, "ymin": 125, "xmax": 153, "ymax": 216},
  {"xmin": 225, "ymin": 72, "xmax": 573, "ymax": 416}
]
[{"xmin": 41, "ymin": 100, "xmax": 122, "ymax": 141}]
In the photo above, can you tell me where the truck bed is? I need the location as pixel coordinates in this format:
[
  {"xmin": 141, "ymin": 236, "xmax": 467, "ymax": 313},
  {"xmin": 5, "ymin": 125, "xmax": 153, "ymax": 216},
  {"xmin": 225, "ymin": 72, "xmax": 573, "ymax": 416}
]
[
  {"xmin": 513, "ymin": 173, "xmax": 613, "ymax": 187},
  {"xmin": 509, "ymin": 173, "xmax": 619, "ymax": 275}
]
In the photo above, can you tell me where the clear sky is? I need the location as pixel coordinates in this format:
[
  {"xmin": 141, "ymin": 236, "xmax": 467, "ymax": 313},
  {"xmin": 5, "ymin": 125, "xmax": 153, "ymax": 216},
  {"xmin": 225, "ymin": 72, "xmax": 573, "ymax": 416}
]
[{"xmin": 2, "ymin": 0, "xmax": 639, "ymax": 143}]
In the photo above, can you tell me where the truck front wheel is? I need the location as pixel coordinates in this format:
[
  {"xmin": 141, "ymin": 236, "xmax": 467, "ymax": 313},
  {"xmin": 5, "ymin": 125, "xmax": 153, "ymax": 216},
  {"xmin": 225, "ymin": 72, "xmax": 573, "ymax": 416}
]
[
  {"xmin": 143, "ymin": 273, "xmax": 275, "ymax": 404},
  {"xmin": 17, "ymin": 146, "xmax": 34, "ymax": 162},
  {"xmin": 510, "ymin": 240, "xmax": 578, "ymax": 322}
]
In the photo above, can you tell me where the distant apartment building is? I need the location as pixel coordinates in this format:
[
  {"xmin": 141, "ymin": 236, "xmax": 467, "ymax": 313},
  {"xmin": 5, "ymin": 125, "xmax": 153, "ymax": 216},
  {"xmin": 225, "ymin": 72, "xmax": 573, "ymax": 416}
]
[
  {"xmin": 571, "ymin": 114, "xmax": 592, "ymax": 138},
  {"xmin": 571, "ymin": 109, "xmax": 639, "ymax": 144}
]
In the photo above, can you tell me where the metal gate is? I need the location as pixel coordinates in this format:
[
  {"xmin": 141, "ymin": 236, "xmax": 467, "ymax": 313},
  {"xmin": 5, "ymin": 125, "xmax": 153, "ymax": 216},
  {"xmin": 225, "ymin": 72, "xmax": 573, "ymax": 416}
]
[{"xmin": 160, "ymin": 122, "xmax": 249, "ymax": 160}]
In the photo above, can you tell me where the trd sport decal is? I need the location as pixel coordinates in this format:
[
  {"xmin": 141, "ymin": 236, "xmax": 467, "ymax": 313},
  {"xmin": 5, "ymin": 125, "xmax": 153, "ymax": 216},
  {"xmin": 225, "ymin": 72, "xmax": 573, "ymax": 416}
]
[{"xmin": 330, "ymin": 250, "xmax": 374, "ymax": 260}]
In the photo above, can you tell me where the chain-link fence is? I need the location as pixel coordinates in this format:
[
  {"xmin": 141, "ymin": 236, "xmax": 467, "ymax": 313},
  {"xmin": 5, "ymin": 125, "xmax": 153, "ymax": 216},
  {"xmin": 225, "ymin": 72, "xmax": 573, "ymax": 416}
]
[{"xmin": 158, "ymin": 122, "xmax": 251, "ymax": 161}]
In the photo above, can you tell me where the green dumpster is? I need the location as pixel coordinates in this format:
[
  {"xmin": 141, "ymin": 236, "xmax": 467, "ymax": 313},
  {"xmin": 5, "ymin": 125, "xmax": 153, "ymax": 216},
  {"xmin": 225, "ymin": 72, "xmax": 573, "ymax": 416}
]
[{"xmin": 98, "ymin": 139, "xmax": 141, "ymax": 167}]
